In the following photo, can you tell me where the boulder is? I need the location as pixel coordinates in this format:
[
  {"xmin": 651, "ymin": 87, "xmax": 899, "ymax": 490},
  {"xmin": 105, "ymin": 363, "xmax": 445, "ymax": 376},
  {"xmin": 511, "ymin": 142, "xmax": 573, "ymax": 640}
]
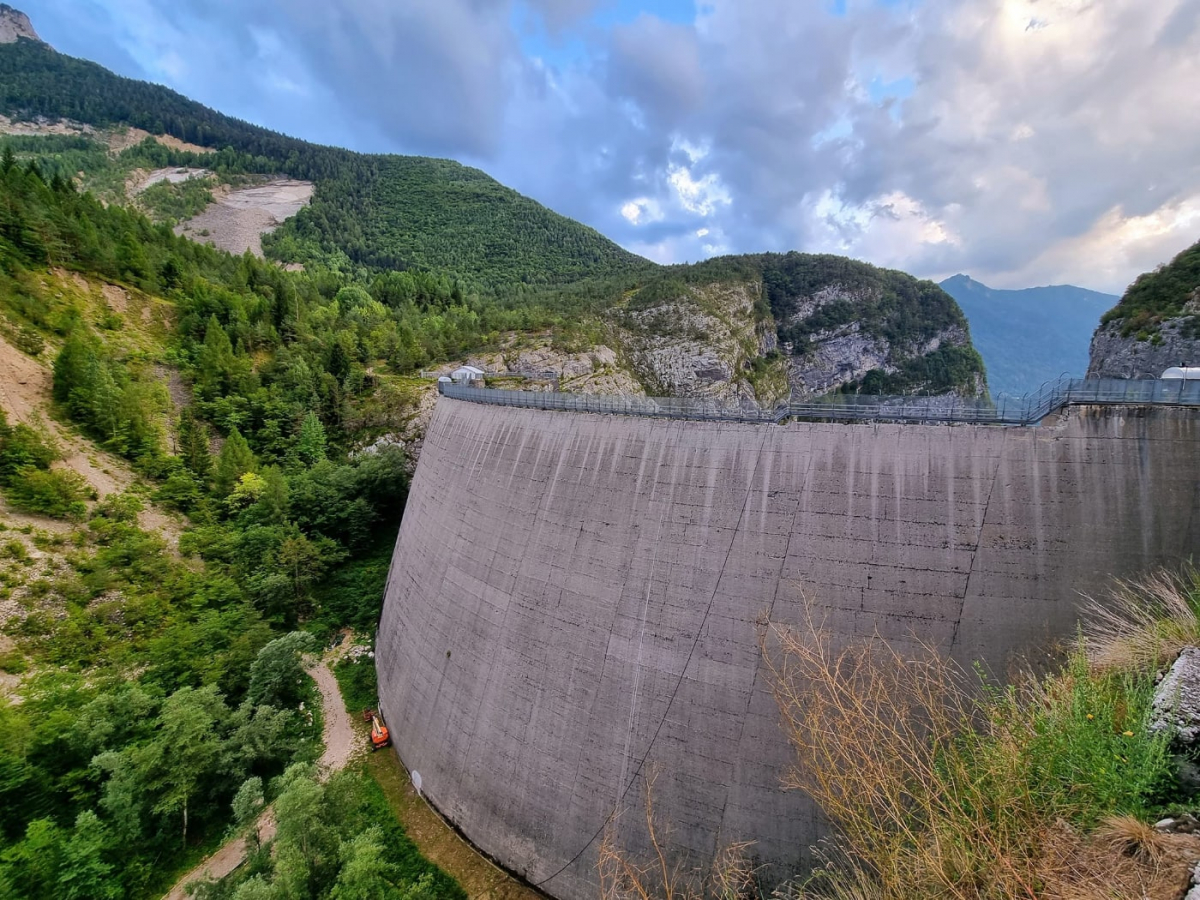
[{"xmin": 1150, "ymin": 647, "xmax": 1200, "ymax": 742}]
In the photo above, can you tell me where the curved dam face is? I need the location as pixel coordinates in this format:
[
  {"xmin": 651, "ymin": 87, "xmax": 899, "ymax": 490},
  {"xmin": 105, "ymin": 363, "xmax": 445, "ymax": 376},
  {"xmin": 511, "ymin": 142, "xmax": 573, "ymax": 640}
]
[{"xmin": 377, "ymin": 398, "xmax": 1200, "ymax": 900}]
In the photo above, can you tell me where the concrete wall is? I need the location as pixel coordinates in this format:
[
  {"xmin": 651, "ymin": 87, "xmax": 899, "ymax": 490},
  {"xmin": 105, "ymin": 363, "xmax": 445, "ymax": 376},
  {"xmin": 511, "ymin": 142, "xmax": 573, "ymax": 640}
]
[{"xmin": 377, "ymin": 399, "xmax": 1200, "ymax": 900}]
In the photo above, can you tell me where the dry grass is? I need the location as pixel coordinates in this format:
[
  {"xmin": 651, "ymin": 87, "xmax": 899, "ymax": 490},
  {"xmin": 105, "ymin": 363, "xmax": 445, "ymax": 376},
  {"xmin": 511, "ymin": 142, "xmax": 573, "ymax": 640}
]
[
  {"xmin": 1083, "ymin": 568, "xmax": 1200, "ymax": 672},
  {"xmin": 599, "ymin": 771, "xmax": 757, "ymax": 900},
  {"xmin": 762, "ymin": 594, "xmax": 1179, "ymax": 900}
]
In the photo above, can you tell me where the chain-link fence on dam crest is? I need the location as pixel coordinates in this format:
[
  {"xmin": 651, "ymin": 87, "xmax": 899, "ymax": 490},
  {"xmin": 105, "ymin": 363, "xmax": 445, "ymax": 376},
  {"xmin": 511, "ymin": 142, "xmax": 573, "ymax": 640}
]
[{"xmin": 439, "ymin": 375, "xmax": 1200, "ymax": 425}]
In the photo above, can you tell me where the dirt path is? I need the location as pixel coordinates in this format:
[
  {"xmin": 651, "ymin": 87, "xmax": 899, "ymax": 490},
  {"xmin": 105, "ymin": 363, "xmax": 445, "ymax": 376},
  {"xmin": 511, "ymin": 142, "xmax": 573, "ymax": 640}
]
[
  {"xmin": 163, "ymin": 810, "xmax": 278, "ymax": 900},
  {"xmin": 162, "ymin": 659, "xmax": 358, "ymax": 899},
  {"xmin": 311, "ymin": 658, "xmax": 361, "ymax": 777}
]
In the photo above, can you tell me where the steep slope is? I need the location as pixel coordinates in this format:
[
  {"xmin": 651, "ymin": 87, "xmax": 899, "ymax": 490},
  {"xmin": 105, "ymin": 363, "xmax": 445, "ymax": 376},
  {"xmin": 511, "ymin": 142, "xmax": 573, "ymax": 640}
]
[
  {"xmin": 0, "ymin": 37, "xmax": 648, "ymax": 286},
  {"xmin": 1088, "ymin": 238, "xmax": 1200, "ymax": 378},
  {"xmin": 0, "ymin": 4, "xmax": 37, "ymax": 43},
  {"xmin": 940, "ymin": 274, "xmax": 1117, "ymax": 396},
  {"xmin": 604, "ymin": 253, "xmax": 985, "ymax": 404},
  {"xmin": 0, "ymin": 6, "xmax": 985, "ymax": 414}
]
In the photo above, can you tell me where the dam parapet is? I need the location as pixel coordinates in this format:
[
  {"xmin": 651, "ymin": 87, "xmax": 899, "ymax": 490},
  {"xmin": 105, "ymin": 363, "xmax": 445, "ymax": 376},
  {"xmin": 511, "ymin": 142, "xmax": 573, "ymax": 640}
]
[
  {"xmin": 439, "ymin": 375, "xmax": 1200, "ymax": 425},
  {"xmin": 379, "ymin": 395, "xmax": 1200, "ymax": 900}
]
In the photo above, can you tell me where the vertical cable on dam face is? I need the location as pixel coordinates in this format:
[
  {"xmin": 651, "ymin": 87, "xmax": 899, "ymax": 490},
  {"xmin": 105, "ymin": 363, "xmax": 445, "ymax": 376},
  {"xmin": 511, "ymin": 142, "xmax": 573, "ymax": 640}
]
[{"xmin": 376, "ymin": 399, "xmax": 1200, "ymax": 900}]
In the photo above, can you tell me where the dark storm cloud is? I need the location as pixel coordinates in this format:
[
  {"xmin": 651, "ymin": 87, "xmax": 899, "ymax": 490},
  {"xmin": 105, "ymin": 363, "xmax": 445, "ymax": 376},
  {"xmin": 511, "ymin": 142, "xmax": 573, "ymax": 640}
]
[{"xmin": 607, "ymin": 15, "xmax": 703, "ymax": 125}]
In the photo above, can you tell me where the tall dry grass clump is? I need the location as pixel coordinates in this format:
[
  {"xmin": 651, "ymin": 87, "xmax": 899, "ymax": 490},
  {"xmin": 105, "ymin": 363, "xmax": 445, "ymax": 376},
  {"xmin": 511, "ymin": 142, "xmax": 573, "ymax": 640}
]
[
  {"xmin": 1083, "ymin": 567, "xmax": 1200, "ymax": 672},
  {"xmin": 764, "ymin": 591, "xmax": 1181, "ymax": 900}
]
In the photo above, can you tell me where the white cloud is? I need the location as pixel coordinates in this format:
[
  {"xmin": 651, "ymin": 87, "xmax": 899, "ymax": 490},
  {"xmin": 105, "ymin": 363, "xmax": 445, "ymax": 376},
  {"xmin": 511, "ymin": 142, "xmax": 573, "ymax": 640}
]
[{"xmin": 43, "ymin": 0, "xmax": 1200, "ymax": 294}]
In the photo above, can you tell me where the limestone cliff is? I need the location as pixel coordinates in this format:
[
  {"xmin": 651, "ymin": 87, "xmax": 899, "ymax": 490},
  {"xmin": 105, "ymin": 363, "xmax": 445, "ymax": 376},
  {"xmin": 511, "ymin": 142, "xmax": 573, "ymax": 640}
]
[
  {"xmin": 0, "ymin": 5, "xmax": 39, "ymax": 43},
  {"xmin": 1088, "ymin": 239, "xmax": 1200, "ymax": 378},
  {"xmin": 604, "ymin": 254, "xmax": 985, "ymax": 407},
  {"xmin": 759, "ymin": 253, "xmax": 985, "ymax": 399},
  {"xmin": 1088, "ymin": 312, "xmax": 1200, "ymax": 378},
  {"xmin": 610, "ymin": 279, "xmax": 788, "ymax": 406}
]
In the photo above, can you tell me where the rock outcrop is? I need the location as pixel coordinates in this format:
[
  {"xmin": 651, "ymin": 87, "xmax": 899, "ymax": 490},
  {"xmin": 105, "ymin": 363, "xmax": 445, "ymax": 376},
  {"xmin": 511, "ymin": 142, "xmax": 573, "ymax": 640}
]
[
  {"xmin": 611, "ymin": 280, "xmax": 788, "ymax": 407},
  {"xmin": 1150, "ymin": 647, "xmax": 1200, "ymax": 743},
  {"xmin": 1088, "ymin": 316, "xmax": 1200, "ymax": 378},
  {"xmin": 0, "ymin": 5, "xmax": 39, "ymax": 43}
]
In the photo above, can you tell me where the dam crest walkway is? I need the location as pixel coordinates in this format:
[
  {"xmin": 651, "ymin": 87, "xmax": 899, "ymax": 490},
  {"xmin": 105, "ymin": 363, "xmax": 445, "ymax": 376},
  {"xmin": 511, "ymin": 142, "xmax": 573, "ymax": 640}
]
[{"xmin": 439, "ymin": 376, "xmax": 1200, "ymax": 426}]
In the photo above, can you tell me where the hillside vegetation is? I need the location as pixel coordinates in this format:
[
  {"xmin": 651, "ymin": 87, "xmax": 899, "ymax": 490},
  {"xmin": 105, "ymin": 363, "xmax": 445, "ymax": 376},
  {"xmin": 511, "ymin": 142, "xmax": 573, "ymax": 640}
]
[
  {"xmin": 764, "ymin": 571, "xmax": 1200, "ymax": 900},
  {"xmin": 0, "ymin": 148, "xmax": 466, "ymax": 898},
  {"xmin": 0, "ymin": 38, "xmax": 647, "ymax": 287},
  {"xmin": 1100, "ymin": 238, "xmax": 1200, "ymax": 338}
]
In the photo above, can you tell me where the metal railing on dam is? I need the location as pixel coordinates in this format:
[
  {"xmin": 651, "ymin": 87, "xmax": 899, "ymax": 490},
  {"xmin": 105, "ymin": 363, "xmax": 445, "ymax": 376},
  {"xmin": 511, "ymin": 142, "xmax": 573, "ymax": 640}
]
[{"xmin": 439, "ymin": 376, "xmax": 1200, "ymax": 426}]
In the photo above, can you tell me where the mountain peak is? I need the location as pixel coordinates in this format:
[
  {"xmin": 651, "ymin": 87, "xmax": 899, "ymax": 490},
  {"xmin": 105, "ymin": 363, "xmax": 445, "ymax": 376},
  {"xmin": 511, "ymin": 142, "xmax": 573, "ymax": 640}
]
[{"xmin": 0, "ymin": 5, "xmax": 40, "ymax": 44}]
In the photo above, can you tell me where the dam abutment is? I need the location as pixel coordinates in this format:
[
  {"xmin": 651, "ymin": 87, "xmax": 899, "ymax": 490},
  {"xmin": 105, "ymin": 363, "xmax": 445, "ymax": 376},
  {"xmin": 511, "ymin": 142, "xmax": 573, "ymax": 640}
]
[{"xmin": 377, "ymin": 398, "xmax": 1200, "ymax": 900}]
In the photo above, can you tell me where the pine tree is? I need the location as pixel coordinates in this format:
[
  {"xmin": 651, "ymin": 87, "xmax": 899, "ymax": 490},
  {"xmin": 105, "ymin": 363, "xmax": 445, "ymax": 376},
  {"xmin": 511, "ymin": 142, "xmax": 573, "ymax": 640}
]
[
  {"xmin": 295, "ymin": 412, "xmax": 326, "ymax": 466},
  {"xmin": 176, "ymin": 408, "xmax": 211, "ymax": 480},
  {"xmin": 213, "ymin": 427, "xmax": 257, "ymax": 497},
  {"xmin": 196, "ymin": 316, "xmax": 234, "ymax": 400}
]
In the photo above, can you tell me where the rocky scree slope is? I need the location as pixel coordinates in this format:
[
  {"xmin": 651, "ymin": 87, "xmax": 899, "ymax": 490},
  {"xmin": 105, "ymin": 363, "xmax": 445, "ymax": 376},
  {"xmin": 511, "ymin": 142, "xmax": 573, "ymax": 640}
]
[{"xmin": 1089, "ymin": 238, "xmax": 1200, "ymax": 378}]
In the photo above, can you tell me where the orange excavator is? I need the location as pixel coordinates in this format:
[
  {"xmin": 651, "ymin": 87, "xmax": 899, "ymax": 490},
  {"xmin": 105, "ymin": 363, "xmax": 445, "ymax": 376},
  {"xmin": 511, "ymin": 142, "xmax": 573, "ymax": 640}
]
[{"xmin": 363, "ymin": 709, "xmax": 391, "ymax": 750}]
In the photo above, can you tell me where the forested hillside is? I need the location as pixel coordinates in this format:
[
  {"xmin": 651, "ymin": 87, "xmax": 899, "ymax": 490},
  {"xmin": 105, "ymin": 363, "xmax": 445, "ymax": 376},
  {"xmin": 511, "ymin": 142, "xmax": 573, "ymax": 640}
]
[
  {"xmin": 1088, "ymin": 238, "xmax": 1200, "ymax": 378},
  {"xmin": 0, "ymin": 37, "xmax": 647, "ymax": 286},
  {"xmin": 1099, "ymin": 238, "xmax": 1200, "ymax": 336},
  {"xmin": 0, "ymin": 145, "xmax": 469, "ymax": 898}
]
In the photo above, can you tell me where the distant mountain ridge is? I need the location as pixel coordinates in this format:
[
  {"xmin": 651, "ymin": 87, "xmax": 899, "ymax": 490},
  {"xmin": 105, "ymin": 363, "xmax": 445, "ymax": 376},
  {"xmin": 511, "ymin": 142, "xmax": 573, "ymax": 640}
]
[{"xmin": 939, "ymin": 274, "xmax": 1117, "ymax": 397}]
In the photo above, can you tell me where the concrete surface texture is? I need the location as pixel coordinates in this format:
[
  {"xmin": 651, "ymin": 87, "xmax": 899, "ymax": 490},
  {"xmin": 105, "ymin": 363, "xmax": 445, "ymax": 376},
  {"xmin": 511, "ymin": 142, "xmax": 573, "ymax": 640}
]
[{"xmin": 377, "ymin": 399, "xmax": 1200, "ymax": 900}]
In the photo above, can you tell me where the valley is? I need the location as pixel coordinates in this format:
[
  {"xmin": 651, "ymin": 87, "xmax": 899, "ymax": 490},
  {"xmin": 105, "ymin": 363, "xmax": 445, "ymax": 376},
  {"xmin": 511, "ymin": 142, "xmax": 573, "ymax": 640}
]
[{"xmin": 0, "ymin": 5, "xmax": 1197, "ymax": 900}]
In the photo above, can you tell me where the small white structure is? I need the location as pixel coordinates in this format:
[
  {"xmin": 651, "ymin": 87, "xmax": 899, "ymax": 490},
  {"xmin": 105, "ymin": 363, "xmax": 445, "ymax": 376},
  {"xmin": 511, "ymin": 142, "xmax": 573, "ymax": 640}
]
[
  {"xmin": 1161, "ymin": 367, "xmax": 1200, "ymax": 380},
  {"xmin": 437, "ymin": 375, "xmax": 453, "ymax": 384},
  {"xmin": 451, "ymin": 365, "xmax": 486, "ymax": 384}
]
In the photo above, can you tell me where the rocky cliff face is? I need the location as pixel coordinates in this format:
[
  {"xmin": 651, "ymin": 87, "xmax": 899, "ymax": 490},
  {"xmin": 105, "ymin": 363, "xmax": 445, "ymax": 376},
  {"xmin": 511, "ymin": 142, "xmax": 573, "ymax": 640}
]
[
  {"xmin": 1088, "ymin": 315, "xmax": 1200, "ymax": 378},
  {"xmin": 1088, "ymin": 240, "xmax": 1200, "ymax": 378},
  {"xmin": 0, "ymin": 5, "xmax": 39, "ymax": 43},
  {"xmin": 610, "ymin": 280, "xmax": 789, "ymax": 407},
  {"xmin": 777, "ymin": 278, "xmax": 982, "ymax": 399}
]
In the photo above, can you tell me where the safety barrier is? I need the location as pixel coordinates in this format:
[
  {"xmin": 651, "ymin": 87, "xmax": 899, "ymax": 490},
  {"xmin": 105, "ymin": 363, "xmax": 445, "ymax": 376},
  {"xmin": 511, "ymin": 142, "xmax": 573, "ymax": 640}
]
[{"xmin": 438, "ymin": 376, "xmax": 1200, "ymax": 426}]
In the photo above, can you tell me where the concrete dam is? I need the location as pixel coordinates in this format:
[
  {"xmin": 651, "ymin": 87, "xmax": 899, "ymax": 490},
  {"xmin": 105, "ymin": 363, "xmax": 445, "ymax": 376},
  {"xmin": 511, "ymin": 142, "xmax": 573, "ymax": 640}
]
[{"xmin": 377, "ymin": 393, "xmax": 1200, "ymax": 900}]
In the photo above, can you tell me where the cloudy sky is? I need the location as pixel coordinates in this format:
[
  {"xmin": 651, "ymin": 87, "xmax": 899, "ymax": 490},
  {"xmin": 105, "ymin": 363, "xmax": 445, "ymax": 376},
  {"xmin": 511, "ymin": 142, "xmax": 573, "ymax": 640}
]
[{"xmin": 24, "ymin": 0, "xmax": 1200, "ymax": 293}]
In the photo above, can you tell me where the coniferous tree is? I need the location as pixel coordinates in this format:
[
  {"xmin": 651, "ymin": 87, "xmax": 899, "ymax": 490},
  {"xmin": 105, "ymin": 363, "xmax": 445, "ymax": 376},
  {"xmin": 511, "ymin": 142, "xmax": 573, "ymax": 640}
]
[
  {"xmin": 213, "ymin": 427, "xmax": 257, "ymax": 497},
  {"xmin": 176, "ymin": 408, "xmax": 211, "ymax": 481},
  {"xmin": 295, "ymin": 412, "xmax": 326, "ymax": 466}
]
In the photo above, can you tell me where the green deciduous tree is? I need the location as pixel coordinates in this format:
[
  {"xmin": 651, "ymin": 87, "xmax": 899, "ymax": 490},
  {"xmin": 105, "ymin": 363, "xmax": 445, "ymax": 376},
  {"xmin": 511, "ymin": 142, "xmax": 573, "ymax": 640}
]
[{"xmin": 247, "ymin": 632, "xmax": 316, "ymax": 709}]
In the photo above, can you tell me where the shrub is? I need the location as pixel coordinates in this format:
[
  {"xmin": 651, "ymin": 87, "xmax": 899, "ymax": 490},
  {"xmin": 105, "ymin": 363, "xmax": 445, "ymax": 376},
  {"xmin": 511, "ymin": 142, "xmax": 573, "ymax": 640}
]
[
  {"xmin": 765, "ymin": 596, "xmax": 1177, "ymax": 900},
  {"xmin": 0, "ymin": 422, "xmax": 56, "ymax": 480},
  {"xmin": 4, "ymin": 467, "xmax": 94, "ymax": 520}
]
